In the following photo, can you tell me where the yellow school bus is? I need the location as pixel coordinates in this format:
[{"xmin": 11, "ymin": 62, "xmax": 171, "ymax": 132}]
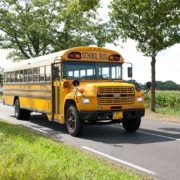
[{"xmin": 3, "ymin": 46, "xmax": 146, "ymax": 136}]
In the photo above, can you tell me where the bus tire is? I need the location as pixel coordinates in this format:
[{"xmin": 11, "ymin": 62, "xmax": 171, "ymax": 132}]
[
  {"xmin": 14, "ymin": 99, "xmax": 30, "ymax": 120},
  {"xmin": 122, "ymin": 117, "xmax": 141, "ymax": 132},
  {"xmin": 14, "ymin": 98, "xmax": 23, "ymax": 119},
  {"xmin": 66, "ymin": 105, "xmax": 83, "ymax": 137}
]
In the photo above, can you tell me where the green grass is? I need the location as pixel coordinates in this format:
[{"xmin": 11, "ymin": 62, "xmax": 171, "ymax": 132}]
[
  {"xmin": 145, "ymin": 90, "xmax": 180, "ymax": 117},
  {"xmin": 0, "ymin": 121, "xmax": 144, "ymax": 180}
]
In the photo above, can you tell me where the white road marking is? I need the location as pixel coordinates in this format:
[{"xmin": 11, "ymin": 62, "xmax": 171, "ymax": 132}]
[
  {"xmin": 82, "ymin": 146, "xmax": 157, "ymax": 175},
  {"xmin": 161, "ymin": 122, "xmax": 180, "ymax": 126},
  {"xmin": 110, "ymin": 125, "xmax": 180, "ymax": 141},
  {"xmin": 23, "ymin": 124, "xmax": 48, "ymax": 134},
  {"xmin": 138, "ymin": 130, "xmax": 180, "ymax": 141}
]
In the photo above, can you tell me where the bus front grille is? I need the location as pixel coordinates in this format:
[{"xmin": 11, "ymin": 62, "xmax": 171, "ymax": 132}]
[{"xmin": 98, "ymin": 87, "xmax": 135, "ymax": 105}]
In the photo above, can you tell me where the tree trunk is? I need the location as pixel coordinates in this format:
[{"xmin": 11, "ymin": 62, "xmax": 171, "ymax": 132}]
[{"xmin": 151, "ymin": 55, "xmax": 156, "ymax": 112}]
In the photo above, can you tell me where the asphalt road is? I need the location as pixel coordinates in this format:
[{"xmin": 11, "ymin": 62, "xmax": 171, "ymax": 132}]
[{"xmin": 0, "ymin": 100, "xmax": 180, "ymax": 180}]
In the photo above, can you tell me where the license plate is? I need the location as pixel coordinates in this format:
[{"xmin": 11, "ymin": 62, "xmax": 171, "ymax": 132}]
[{"xmin": 113, "ymin": 112, "xmax": 123, "ymax": 120}]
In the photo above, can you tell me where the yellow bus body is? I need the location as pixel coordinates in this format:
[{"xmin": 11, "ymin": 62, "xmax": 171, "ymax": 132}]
[{"xmin": 3, "ymin": 46, "xmax": 145, "ymax": 136}]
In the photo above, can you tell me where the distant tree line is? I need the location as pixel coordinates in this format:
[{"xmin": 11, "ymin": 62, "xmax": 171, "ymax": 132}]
[{"xmin": 127, "ymin": 80, "xmax": 180, "ymax": 91}]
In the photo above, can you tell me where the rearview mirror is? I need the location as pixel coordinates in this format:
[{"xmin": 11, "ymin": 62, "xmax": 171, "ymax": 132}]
[
  {"xmin": 127, "ymin": 67, "xmax": 132, "ymax": 78},
  {"xmin": 146, "ymin": 82, "xmax": 152, "ymax": 89}
]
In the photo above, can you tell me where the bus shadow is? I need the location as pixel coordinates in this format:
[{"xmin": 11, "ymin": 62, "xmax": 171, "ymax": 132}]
[
  {"xmin": 11, "ymin": 113, "xmax": 180, "ymax": 145},
  {"xmin": 159, "ymin": 127, "xmax": 180, "ymax": 133},
  {"xmin": 19, "ymin": 114, "xmax": 68, "ymax": 136},
  {"xmin": 81, "ymin": 124, "xmax": 180, "ymax": 145}
]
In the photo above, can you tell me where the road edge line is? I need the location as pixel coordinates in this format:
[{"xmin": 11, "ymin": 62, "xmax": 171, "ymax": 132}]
[{"xmin": 82, "ymin": 146, "xmax": 157, "ymax": 176}]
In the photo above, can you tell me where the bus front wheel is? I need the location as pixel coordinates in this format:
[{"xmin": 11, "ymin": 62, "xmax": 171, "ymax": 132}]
[
  {"xmin": 122, "ymin": 117, "xmax": 141, "ymax": 132},
  {"xmin": 66, "ymin": 105, "xmax": 83, "ymax": 137},
  {"xmin": 14, "ymin": 99, "xmax": 30, "ymax": 120}
]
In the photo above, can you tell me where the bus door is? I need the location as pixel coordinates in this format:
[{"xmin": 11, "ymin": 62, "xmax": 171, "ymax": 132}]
[{"xmin": 52, "ymin": 63, "xmax": 61, "ymax": 120}]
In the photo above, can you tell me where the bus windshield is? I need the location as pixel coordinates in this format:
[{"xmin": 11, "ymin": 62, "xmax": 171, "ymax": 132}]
[{"xmin": 63, "ymin": 62, "xmax": 122, "ymax": 80}]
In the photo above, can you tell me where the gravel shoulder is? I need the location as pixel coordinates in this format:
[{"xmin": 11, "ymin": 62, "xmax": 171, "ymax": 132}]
[{"xmin": 144, "ymin": 110, "xmax": 180, "ymax": 124}]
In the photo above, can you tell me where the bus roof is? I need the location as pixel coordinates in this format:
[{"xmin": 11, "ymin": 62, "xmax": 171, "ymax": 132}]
[{"xmin": 4, "ymin": 46, "xmax": 123, "ymax": 72}]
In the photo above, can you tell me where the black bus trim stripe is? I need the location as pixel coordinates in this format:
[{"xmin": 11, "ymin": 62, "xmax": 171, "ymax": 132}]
[
  {"xmin": 3, "ymin": 94, "xmax": 51, "ymax": 100},
  {"xmin": 3, "ymin": 89, "xmax": 51, "ymax": 93}
]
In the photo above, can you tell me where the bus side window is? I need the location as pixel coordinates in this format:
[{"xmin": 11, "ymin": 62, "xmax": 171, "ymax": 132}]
[
  {"xmin": 24, "ymin": 70, "xmax": 28, "ymax": 82},
  {"xmin": 28, "ymin": 69, "xmax": 33, "ymax": 82},
  {"xmin": 20, "ymin": 70, "xmax": 24, "ymax": 82},
  {"xmin": 10, "ymin": 72, "xmax": 15, "ymax": 82},
  {"xmin": 45, "ymin": 66, "xmax": 51, "ymax": 81},
  {"xmin": 40, "ymin": 67, "xmax": 45, "ymax": 81},
  {"xmin": 33, "ymin": 67, "xmax": 39, "ymax": 82},
  {"xmin": 3, "ymin": 73, "xmax": 7, "ymax": 83},
  {"xmin": 15, "ymin": 71, "xmax": 19, "ymax": 82},
  {"xmin": 7, "ymin": 72, "xmax": 10, "ymax": 83}
]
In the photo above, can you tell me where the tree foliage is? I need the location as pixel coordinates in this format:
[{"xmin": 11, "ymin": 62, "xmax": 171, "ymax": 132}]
[
  {"xmin": 110, "ymin": 0, "xmax": 180, "ymax": 111},
  {"xmin": 0, "ymin": 0, "xmax": 110, "ymax": 60},
  {"xmin": 110, "ymin": 0, "xmax": 180, "ymax": 56}
]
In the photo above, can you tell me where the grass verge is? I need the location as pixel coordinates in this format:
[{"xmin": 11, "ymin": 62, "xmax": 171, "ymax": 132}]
[{"xmin": 0, "ymin": 121, "xmax": 145, "ymax": 179}]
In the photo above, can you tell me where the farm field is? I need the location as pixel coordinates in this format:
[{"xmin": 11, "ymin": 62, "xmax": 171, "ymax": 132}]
[{"xmin": 144, "ymin": 90, "xmax": 180, "ymax": 119}]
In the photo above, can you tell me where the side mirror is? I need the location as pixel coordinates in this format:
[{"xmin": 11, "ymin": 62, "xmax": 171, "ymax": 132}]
[
  {"xmin": 72, "ymin": 79, "xmax": 80, "ymax": 87},
  {"xmin": 146, "ymin": 82, "xmax": 152, "ymax": 89},
  {"xmin": 128, "ymin": 67, "xmax": 132, "ymax": 78}
]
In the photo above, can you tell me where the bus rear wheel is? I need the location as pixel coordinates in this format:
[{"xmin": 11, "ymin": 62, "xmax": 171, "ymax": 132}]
[
  {"xmin": 66, "ymin": 105, "xmax": 83, "ymax": 137},
  {"xmin": 14, "ymin": 99, "xmax": 31, "ymax": 120},
  {"xmin": 122, "ymin": 117, "xmax": 141, "ymax": 132}
]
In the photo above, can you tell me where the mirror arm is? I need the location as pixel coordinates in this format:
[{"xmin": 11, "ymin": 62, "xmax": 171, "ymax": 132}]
[{"xmin": 142, "ymin": 88, "xmax": 151, "ymax": 96}]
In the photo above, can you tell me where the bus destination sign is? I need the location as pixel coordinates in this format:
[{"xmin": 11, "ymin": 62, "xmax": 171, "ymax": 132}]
[{"xmin": 81, "ymin": 52, "xmax": 108, "ymax": 61}]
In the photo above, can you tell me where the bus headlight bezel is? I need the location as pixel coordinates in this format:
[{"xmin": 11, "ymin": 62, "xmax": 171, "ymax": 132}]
[{"xmin": 82, "ymin": 98, "xmax": 90, "ymax": 104}]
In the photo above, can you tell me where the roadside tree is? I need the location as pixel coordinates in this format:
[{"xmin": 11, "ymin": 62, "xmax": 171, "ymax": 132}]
[
  {"xmin": 0, "ymin": 0, "xmax": 110, "ymax": 60},
  {"xmin": 110, "ymin": 0, "xmax": 180, "ymax": 111}
]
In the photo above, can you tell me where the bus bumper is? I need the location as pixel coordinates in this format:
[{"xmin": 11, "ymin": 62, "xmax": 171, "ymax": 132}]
[{"xmin": 79, "ymin": 108, "xmax": 145, "ymax": 122}]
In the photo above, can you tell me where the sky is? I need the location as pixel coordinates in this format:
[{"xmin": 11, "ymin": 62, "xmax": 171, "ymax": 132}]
[{"xmin": 0, "ymin": 0, "xmax": 179, "ymax": 84}]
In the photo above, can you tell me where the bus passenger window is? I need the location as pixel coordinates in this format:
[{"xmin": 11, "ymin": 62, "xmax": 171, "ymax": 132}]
[
  {"xmin": 15, "ymin": 71, "xmax": 19, "ymax": 82},
  {"xmin": 24, "ymin": 70, "xmax": 28, "ymax": 82},
  {"xmin": 33, "ymin": 68, "xmax": 39, "ymax": 82},
  {"xmin": 10, "ymin": 72, "xmax": 15, "ymax": 82},
  {"xmin": 45, "ymin": 66, "xmax": 51, "ymax": 81},
  {"xmin": 20, "ymin": 70, "xmax": 24, "ymax": 82},
  {"xmin": 3, "ymin": 73, "xmax": 7, "ymax": 83},
  {"xmin": 7, "ymin": 73, "xmax": 10, "ymax": 83},
  {"xmin": 28, "ymin": 69, "xmax": 33, "ymax": 82},
  {"xmin": 40, "ymin": 67, "xmax": 45, "ymax": 81}
]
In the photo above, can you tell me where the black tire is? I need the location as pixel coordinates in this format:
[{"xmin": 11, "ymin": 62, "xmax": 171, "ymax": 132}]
[
  {"xmin": 122, "ymin": 117, "xmax": 141, "ymax": 132},
  {"xmin": 66, "ymin": 105, "xmax": 83, "ymax": 137},
  {"xmin": 14, "ymin": 99, "xmax": 30, "ymax": 120}
]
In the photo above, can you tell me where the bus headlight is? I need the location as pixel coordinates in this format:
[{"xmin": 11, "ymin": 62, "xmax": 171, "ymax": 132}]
[
  {"xmin": 137, "ymin": 97, "xmax": 143, "ymax": 103},
  {"xmin": 82, "ymin": 98, "xmax": 90, "ymax": 104}
]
